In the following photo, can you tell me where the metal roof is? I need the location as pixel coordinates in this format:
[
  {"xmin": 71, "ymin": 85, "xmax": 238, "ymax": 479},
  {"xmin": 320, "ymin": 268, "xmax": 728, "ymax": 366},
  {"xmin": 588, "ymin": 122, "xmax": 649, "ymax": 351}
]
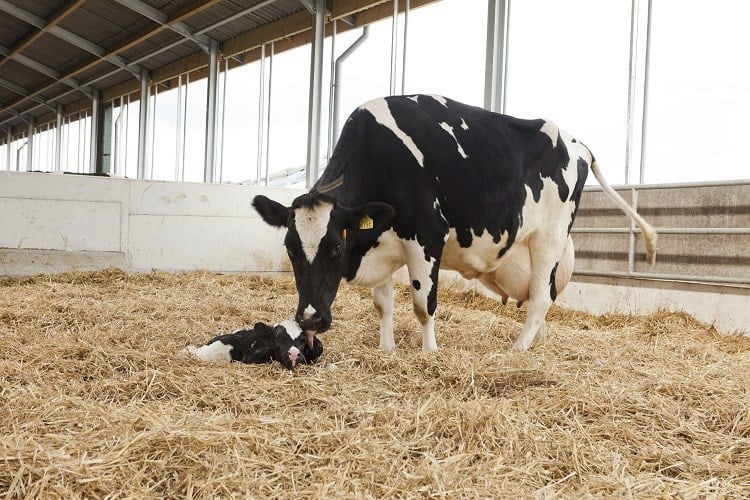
[{"xmin": 0, "ymin": 0, "xmax": 437, "ymax": 136}]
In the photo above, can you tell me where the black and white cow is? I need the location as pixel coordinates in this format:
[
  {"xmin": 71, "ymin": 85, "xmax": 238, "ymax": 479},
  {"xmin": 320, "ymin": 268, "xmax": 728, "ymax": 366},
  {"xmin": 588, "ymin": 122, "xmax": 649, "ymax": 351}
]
[
  {"xmin": 253, "ymin": 95, "xmax": 657, "ymax": 351},
  {"xmin": 187, "ymin": 320, "xmax": 324, "ymax": 369}
]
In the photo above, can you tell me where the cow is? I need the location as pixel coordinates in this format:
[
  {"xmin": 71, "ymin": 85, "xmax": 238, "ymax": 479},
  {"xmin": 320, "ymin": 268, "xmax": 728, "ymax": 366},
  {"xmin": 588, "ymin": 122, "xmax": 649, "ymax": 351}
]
[
  {"xmin": 252, "ymin": 95, "xmax": 657, "ymax": 352},
  {"xmin": 187, "ymin": 320, "xmax": 324, "ymax": 369}
]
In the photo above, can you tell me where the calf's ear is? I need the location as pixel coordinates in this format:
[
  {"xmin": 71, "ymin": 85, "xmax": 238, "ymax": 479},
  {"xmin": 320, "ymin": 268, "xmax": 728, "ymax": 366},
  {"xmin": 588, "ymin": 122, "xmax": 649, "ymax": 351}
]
[
  {"xmin": 253, "ymin": 195, "xmax": 289, "ymax": 227},
  {"xmin": 253, "ymin": 322, "xmax": 275, "ymax": 339}
]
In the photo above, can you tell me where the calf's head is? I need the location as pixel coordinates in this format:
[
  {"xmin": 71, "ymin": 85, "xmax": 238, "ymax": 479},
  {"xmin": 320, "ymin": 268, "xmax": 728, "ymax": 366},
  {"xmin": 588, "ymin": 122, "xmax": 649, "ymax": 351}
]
[{"xmin": 253, "ymin": 192, "xmax": 394, "ymax": 333}]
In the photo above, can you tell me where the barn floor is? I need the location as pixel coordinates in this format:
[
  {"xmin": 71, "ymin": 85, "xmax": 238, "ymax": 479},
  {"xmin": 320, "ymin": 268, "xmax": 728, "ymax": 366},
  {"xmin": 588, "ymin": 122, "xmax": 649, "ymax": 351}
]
[{"xmin": 1, "ymin": 269, "xmax": 748, "ymax": 498}]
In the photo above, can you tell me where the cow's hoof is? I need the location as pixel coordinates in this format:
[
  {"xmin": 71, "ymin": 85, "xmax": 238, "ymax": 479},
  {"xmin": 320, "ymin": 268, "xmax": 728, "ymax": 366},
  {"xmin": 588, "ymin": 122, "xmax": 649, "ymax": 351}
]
[
  {"xmin": 511, "ymin": 341, "xmax": 531, "ymax": 351},
  {"xmin": 379, "ymin": 342, "xmax": 396, "ymax": 352},
  {"xmin": 421, "ymin": 343, "xmax": 438, "ymax": 353}
]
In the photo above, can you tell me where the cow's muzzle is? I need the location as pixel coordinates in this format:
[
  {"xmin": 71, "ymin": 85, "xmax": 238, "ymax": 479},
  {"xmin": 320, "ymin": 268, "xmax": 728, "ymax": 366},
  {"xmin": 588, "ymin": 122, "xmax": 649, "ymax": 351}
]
[{"xmin": 296, "ymin": 313, "xmax": 329, "ymax": 334}]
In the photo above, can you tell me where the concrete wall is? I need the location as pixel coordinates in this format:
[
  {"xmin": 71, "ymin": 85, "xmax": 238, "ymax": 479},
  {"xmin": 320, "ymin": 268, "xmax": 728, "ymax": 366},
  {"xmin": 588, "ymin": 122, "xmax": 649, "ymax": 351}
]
[{"xmin": 0, "ymin": 171, "xmax": 301, "ymax": 275}]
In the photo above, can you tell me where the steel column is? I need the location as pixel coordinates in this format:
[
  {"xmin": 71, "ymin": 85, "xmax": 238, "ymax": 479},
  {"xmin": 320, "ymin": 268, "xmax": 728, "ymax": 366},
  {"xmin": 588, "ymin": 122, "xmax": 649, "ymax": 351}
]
[
  {"xmin": 137, "ymin": 69, "xmax": 149, "ymax": 179},
  {"xmin": 265, "ymin": 42, "xmax": 274, "ymax": 185},
  {"xmin": 401, "ymin": 0, "xmax": 410, "ymax": 94},
  {"xmin": 305, "ymin": 0, "xmax": 325, "ymax": 188},
  {"xmin": 484, "ymin": 0, "xmax": 510, "ymax": 113},
  {"xmin": 639, "ymin": 0, "xmax": 653, "ymax": 184},
  {"xmin": 26, "ymin": 116, "xmax": 34, "ymax": 171},
  {"xmin": 257, "ymin": 44, "xmax": 266, "ymax": 185},
  {"xmin": 89, "ymin": 89, "xmax": 100, "ymax": 173},
  {"xmin": 54, "ymin": 106, "xmax": 62, "ymax": 172},
  {"xmin": 389, "ymin": 0, "xmax": 398, "ymax": 95},
  {"xmin": 204, "ymin": 39, "xmax": 219, "ymax": 183},
  {"xmin": 624, "ymin": 0, "xmax": 640, "ymax": 184}
]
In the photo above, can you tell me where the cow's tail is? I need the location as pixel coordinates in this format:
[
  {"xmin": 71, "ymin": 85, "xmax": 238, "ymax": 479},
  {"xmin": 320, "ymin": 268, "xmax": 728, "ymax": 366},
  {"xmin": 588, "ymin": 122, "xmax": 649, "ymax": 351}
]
[{"xmin": 590, "ymin": 160, "xmax": 658, "ymax": 265}]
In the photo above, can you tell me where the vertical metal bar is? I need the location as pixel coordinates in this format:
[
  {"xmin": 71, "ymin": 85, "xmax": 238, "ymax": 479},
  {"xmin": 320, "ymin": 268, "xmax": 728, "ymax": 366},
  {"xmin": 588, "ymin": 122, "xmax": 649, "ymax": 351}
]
[
  {"xmin": 624, "ymin": 0, "xmax": 639, "ymax": 184},
  {"xmin": 26, "ymin": 116, "xmax": 34, "ymax": 171},
  {"xmin": 180, "ymin": 76, "xmax": 187, "ymax": 181},
  {"xmin": 150, "ymin": 82, "xmax": 157, "ymax": 179},
  {"xmin": 639, "ymin": 0, "xmax": 653, "ymax": 184},
  {"xmin": 265, "ymin": 41, "xmax": 274, "ymax": 186},
  {"xmin": 333, "ymin": 27, "xmax": 370, "ymax": 149},
  {"xmin": 5, "ymin": 127, "xmax": 11, "ymax": 170},
  {"xmin": 175, "ymin": 75, "xmax": 182, "ymax": 181},
  {"xmin": 204, "ymin": 38, "xmax": 219, "ymax": 183},
  {"xmin": 401, "ymin": 0, "xmax": 409, "ymax": 94},
  {"xmin": 305, "ymin": 0, "xmax": 325, "ymax": 188},
  {"xmin": 124, "ymin": 93, "xmax": 131, "ymax": 176},
  {"xmin": 89, "ymin": 89, "xmax": 100, "ymax": 173},
  {"xmin": 627, "ymin": 187, "xmax": 637, "ymax": 274},
  {"xmin": 389, "ymin": 0, "xmax": 398, "ymax": 95},
  {"xmin": 114, "ymin": 100, "xmax": 121, "ymax": 175},
  {"xmin": 137, "ymin": 69, "xmax": 149, "ymax": 179},
  {"xmin": 257, "ymin": 44, "xmax": 266, "ymax": 185},
  {"xmin": 327, "ymin": 20, "xmax": 337, "ymax": 160},
  {"xmin": 219, "ymin": 59, "xmax": 228, "ymax": 183},
  {"xmin": 484, "ymin": 0, "xmax": 510, "ymax": 113}
]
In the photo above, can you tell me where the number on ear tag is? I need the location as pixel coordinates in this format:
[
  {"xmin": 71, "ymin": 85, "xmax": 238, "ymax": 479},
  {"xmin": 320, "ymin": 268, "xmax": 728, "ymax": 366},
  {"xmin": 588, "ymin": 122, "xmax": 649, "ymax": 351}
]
[{"xmin": 359, "ymin": 215, "xmax": 374, "ymax": 230}]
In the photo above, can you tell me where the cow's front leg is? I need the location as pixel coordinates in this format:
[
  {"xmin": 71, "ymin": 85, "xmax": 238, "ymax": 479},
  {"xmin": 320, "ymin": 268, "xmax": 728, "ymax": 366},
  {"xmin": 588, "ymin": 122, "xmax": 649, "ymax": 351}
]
[
  {"xmin": 372, "ymin": 277, "xmax": 395, "ymax": 351},
  {"xmin": 404, "ymin": 239, "xmax": 442, "ymax": 352}
]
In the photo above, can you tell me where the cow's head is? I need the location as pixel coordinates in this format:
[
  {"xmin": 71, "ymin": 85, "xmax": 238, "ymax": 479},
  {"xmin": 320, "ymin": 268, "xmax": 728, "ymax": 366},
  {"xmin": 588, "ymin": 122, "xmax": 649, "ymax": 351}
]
[{"xmin": 253, "ymin": 191, "xmax": 395, "ymax": 334}]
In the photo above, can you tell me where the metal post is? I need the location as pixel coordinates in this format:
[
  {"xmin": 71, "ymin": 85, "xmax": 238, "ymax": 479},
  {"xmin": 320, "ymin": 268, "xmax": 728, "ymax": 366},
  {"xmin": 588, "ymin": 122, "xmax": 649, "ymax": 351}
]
[
  {"xmin": 180, "ymin": 77, "xmax": 187, "ymax": 181},
  {"xmin": 219, "ymin": 58, "xmax": 228, "ymax": 183},
  {"xmin": 204, "ymin": 38, "xmax": 219, "ymax": 183},
  {"xmin": 639, "ymin": 0, "xmax": 653, "ymax": 184},
  {"xmin": 624, "ymin": 0, "xmax": 640, "ymax": 184},
  {"xmin": 175, "ymin": 75, "xmax": 183, "ymax": 180},
  {"xmin": 257, "ymin": 43, "xmax": 266, "ymax": 185},
  {"xmin": 305, "ymin": 0, "xmax": 325, "ymax": 188},
  {"xmin": 26, "ymin": 116, "xmax": 34, "ymax": 171},
  {"xmin": 150, "ymin": 82, "xmax": 157, "ymax": 179},
  {"xmin": 401, "ymin": 0, "xmax": 410, "ymax": 94},
  {"xmin": 137, "ymin": 68, "xmax": 149, "ymax": 179},
  {"xmin": 89, "ymin": 89, "xmax": 100, "ymax": 173},
  {"xmin": 98, "ymin": 96, "xmax": 112, "ymax": 174},
  {"xmin": 389, "ymin": 0, "xmax": 399, "ymax": 95},
  {"xmin": 332, "ymin": 27, "xmax": 370, "ymax": 148},
  {"xmin": 6, "ymin": 127, "xmax": 12, "ymax": 170},
  {"xmin": 265, "ymin": 41, "xmax": 274, "ymax": 185},
  {"xmin": 326, "ymin": 20, "xmax": 337, "ymax": 160},
  {"xmin": 484, "ymin": 0, "xmax": 510, "ymax": 113}
]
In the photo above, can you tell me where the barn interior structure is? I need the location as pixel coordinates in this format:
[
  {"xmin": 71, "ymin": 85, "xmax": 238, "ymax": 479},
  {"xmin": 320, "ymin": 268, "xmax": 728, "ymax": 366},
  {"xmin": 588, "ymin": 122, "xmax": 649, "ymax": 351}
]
[{"xmin": 0, "ymin": 1, "xmax": 748, "ymax": 495}]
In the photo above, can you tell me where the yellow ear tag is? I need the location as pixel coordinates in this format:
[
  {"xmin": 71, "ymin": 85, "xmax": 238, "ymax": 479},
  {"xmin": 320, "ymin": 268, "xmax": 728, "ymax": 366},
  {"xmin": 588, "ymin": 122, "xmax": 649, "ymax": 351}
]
[
  {"xmin": 359, "ymin": 215, "xmax": 374, "ymax": 230},
  {"xmin": 342, "ymin": 228, "xmax": 347, "ymax": 239}
]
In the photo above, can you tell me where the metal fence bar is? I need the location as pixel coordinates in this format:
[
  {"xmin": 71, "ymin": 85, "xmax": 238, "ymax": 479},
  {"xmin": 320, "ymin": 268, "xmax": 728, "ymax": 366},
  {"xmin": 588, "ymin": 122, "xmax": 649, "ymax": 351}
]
[
  {"xmin": 572, "ymin": 227, "xmax": 750, "ymax": 235},
  {"xmin": 584, "ymin": 178, "xmax": 750, "ymax": 191},
  {"xmin": 574, "ymin": 269, "xmax": 750, "ymax": 287}
]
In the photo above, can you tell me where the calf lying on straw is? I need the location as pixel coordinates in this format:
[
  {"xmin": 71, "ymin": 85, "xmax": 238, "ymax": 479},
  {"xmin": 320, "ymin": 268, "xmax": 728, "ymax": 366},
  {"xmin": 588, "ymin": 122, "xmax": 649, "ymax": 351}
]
[{"xmin": 187, "ymin": 320, "xmax": 323, "ymax": 370}]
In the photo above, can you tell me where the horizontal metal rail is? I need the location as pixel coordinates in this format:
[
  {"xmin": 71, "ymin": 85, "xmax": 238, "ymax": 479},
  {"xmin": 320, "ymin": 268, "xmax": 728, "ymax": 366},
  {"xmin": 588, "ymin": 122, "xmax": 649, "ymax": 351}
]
[
  {"xmin": 574, "ymin": 269, "xmax": 750, "ymax": 287},
  {"xmin": 572, "ymin": 227, "xmax": 750, "ymax": 235},
  {"xmin": 574, "ymin": 182, "xmax": 749, "ymax": 288}
]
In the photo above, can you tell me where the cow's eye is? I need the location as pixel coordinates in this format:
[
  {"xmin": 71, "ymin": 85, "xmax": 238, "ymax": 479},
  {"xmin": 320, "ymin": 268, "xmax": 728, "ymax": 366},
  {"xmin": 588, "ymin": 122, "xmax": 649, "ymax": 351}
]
[{"xmin": 331, "ymin": 244, "xmax": 342, "ymax": 258}]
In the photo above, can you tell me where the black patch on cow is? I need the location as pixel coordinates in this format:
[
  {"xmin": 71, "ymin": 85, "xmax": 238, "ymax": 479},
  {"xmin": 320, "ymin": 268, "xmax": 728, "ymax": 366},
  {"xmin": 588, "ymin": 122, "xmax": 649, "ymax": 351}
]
[
  {"xmin": 456, "ymin": 227, "xmax": 473, "ymax": 248},
  {"xmin": 412, "ymin": 280, "xmax": 421, "ymax": 291},
  {"xmin": 549, "ymin": 263, "xmax": 559, "ymax": 301},
  {"xmin": 567, "ymin": 157, "xmax": 590, "ymax": 234},
  {"xmin": 519, "ymin": 124, "xmax": 572, "ymax": 203}
]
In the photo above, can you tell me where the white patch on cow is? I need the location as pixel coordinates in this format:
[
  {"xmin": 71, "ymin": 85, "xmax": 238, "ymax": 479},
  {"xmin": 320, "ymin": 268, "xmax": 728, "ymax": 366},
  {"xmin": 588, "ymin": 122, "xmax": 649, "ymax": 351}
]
[
  {"xmin": 403, "ymin": 238, "xmax": 438, "ymax": 351},
  {"xmin": 360, "ymin": 98, "xmax": 424, "ymax": 167},
  {"xmin": 439, "ymin": 122, "xmax": 468, "ymax": 159},
  {"xmin": 441, "ymin": 228, "xmax": 509, "ymax": 280},
  {"xmin": 373, "ymin": 278, "xmax": 395, "ymax": 351},
  {"xmin": 277, "ymin": 319, "xmax": 302, "ymax": 340},
  {"xmin": 349, "ymin": 229, "xmax": 405, "ymax": 288},
  {"xmin": 429, "ymin": 95, "xmax": 449, "ymax": 108},
  {"xmin": 539, "ymin": 120, "xmax": 559, "ymax": 146},
  {"xmin": 187, "ymin": 342, "xmax": 233, "ymax": 362},
  {"xmin": 288, "ymin": 346, "xmax": 301, "ymax": 364},
  {"xmin": 302, "ymin": 305, "xmax": 316, "ymax": 320},
  {"xmin": 294, "ymin": 202, "xmax": 333, "ymax": 263},
  {"xmin": 460, "ymin": 118, "xmax": 469, "ymax": 130},
  {"xmin": 407, "ymin": 95, "xmax": 420, "ymax": 104}
]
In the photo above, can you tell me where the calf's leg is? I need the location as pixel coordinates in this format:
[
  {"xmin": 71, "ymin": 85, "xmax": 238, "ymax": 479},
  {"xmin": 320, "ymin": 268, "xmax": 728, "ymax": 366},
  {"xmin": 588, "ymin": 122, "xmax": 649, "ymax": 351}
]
[{"xmin": 373, "ymin": 277, "xmax": 396, "ymax": 352}]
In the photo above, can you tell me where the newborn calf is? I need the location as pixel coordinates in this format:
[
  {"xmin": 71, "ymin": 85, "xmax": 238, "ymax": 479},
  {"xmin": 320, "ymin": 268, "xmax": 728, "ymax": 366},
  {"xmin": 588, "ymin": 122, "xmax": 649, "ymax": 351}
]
[{"xmin": 187, "ymin": 320, "xmax": 323, "ymax": 370}]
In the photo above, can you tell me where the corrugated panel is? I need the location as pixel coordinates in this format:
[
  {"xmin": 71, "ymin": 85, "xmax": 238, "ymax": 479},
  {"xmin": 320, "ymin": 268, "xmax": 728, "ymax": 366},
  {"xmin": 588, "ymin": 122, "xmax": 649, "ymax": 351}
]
[
  {"xmin": 7, "ymin": 0, "xmax": 60, "ymax": 18},
  {"xmin": 20, "ymin": 32, "xmax": 88, "ymax": 73},
  {"xmin": 0, "ymin": 59, "xmax": 49, "ymax": 91},
  {"xmin": 58, "ymin": 2, "xmax": 155, "ymax": 49},
  {"xmin": 0, "ymin": 12, "xmax": 30, "ymax": 47}
]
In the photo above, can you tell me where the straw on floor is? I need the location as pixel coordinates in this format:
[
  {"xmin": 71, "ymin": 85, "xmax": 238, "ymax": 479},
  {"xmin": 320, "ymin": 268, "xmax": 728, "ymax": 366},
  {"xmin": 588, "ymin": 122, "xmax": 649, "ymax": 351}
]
[{"xmin": 1, "ymin": 269, "xmax": 748, "ymax": 498}]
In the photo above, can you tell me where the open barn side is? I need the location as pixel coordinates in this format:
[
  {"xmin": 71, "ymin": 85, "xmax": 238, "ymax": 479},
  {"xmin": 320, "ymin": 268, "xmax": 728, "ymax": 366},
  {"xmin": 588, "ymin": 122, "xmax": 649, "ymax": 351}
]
[{"xmin": 0, "ymin": 270, "xmax": 748, "ymax": 497}]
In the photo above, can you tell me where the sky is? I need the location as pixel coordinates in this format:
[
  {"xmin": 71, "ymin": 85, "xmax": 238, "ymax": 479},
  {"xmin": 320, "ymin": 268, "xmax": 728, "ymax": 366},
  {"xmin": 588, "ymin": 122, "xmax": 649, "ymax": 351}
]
[{"xmin": 4, "ymin": 0, "xmax": 749, "ymax": 185}]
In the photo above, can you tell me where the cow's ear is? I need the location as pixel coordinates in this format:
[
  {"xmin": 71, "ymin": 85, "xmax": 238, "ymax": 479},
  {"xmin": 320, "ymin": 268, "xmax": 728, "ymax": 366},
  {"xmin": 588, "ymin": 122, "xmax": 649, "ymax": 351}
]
[
  {"xmin": 344, "ymin": 202, "xmax": 395, "ymax": 234},
  {"xmin": 253, "ymin": 195, "xmax": 289, "ymax": 227},
  {"xmin": 254, "ymin": 322, "xmax": 275, "ymax": 339}
]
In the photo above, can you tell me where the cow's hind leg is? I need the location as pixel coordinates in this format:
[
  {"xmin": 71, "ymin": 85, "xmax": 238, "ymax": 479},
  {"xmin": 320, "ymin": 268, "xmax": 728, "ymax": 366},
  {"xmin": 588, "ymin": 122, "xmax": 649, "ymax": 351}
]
[
  {"xmin": 404, "ymin": 239, "xmax": 443, "ymax": 352},
  {"xmin": 373, "ymin": 277, "xmax": 396, "ymax": 352},
  {"xmin": 512, "ymin": 233, "xmax": 566, "ymax": 351}
]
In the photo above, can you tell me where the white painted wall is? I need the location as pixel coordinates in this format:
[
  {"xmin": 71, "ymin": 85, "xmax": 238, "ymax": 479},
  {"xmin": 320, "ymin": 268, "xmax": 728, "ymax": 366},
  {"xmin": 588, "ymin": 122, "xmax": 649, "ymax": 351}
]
[{"xmin": 0, "ymin": 171, "xmax": 301, "ymax": 275}]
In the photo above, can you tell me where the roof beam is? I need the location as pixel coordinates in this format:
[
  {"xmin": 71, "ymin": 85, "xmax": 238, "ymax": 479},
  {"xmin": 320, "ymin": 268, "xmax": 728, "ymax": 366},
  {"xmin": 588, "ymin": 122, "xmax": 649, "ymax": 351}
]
[
  {"xmin": 113, "ymin": 0, "xmax": 213, "ymax": 53},
  {"xmin": 0, "ymin": 0, "xmax": 86, "ymax": 74},
  {"xmin": 0, "ymin": 0, "xmax": 220, "ymax": 123},
  {"xmin": 0, "ymin": 77, "xmax": 59, "ymax": 112},
  {"xmin": 0, "ymin": 0, "xmax": 143, "ymax": 81},
  {"xmin": 0, "ymin": 43, "xmax": 93, "ymax": 98}
]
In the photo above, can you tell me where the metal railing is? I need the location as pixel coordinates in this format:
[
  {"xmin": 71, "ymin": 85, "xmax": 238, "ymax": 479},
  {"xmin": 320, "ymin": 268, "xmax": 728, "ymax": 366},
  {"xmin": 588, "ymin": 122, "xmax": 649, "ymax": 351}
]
[{"xmin": 573, "ymin": 180, "xmax": 750, "ymax": 287}]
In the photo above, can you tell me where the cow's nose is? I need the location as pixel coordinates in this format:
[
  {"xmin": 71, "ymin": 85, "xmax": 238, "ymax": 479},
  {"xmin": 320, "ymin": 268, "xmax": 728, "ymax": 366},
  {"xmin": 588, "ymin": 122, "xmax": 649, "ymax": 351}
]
[{"xmin": 301, "ymin": 304, "xmax": 317, "ymax": 321}]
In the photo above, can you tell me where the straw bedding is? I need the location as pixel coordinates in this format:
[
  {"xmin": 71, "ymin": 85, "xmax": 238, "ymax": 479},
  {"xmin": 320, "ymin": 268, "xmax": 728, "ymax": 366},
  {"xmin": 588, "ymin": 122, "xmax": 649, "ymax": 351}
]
[{"xmin": 1, "ymin": 269, "xmax": 748, "ymax": 498}]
